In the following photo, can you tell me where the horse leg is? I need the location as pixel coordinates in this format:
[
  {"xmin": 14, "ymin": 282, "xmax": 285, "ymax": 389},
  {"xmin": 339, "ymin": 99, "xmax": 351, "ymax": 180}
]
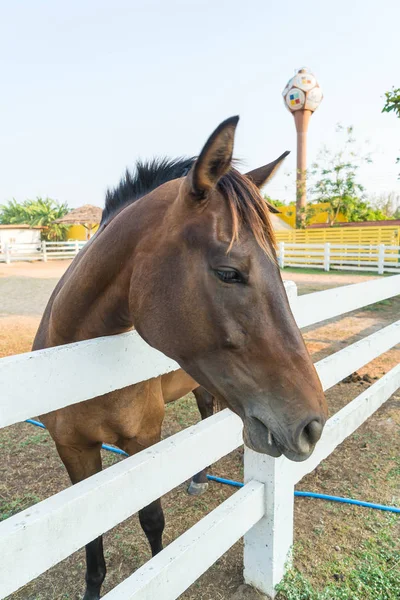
[
  {"xmin": 187, "ymin": 386, "xmax": 214, "ymax": 496},
  {"xmin": 138, "ymin": 499, "xmax": 165, "ymax": 556},
  {"xmin": 56, "ymin": 442, "xmax": 106, "ymax": 600},
  {"xmin": 119, "ymin": 437, "xmax": 165, "ymax": 557}
]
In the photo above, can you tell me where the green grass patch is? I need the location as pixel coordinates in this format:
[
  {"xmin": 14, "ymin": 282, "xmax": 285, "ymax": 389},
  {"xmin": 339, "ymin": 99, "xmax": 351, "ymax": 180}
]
[
  {"xmin": 387, "ymin": 456, "xmax": 400, "ymax": 480},
  {"xmin": 363, "ymin": 299, "xmax": 393, "ymax": 311},
  {"xmin": 281, "ymin": 267, "xmax": 389, "ymax": 277},
  {"xmin": 102, "ymin": 449, "xmax": 123, "ymax": 468},
  {"xmin": 276, "ymin": 521, "xmax": 400, "ymax": 600},
  {"xmin": 0, "ymin": 493, "xmax": 41, "ymax": 521},
  {"xmin": 165, "ymin": 393, "xmax": 199, "ymax": 428},
  {"xmin": 0, "ymin": 435, "xmax": 16, "ymax": 450},
  {"xmin": 18, "ymin": 431, "xmax": 49, "ymax": 448}
]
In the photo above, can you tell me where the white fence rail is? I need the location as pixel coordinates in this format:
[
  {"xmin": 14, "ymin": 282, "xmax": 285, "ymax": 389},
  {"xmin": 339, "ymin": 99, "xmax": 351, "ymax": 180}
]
[
  {"xmin": 277, "ymin": 242, "xmax": 400, "ymax": 274},
  {"xmin": 3, "ymin": 242, "xmax": 400, "ymax": 274},
  {"xmin": 1, "ymin": 276, "xmax": 400, "ymax": 598},
  {"xmin": 0, "ymin": 240, "xmax": 86, "ymax": 263}
]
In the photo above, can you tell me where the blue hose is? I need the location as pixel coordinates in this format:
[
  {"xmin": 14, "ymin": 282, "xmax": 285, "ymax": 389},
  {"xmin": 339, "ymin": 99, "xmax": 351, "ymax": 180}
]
[
  {"xmin": 294, "ymin": 490, "xmax": 400, "ymax": 513},
  {"xmin": 101, "ymin": 444, "xmax": 128, "ymax": 456},
  {"xmin": 25, "ymin": 420, "xmax": 399, "ymax": 514},
  {"xmin": 26, "ymin": 418, "xmax": 46, "ymax": 429},
  {"xmin": 206, "ymin": 475, "xmax": 400, "ymax": 514},
  {"xmin": 207, "ymin": 475, "xmax": 243, "ymax": 488}
]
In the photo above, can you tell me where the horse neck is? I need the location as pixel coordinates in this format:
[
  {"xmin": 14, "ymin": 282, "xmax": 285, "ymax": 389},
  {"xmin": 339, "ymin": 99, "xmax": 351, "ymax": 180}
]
[{"xmin": 46, "ymin": 202, "xmax": 160, "ymax": 346}]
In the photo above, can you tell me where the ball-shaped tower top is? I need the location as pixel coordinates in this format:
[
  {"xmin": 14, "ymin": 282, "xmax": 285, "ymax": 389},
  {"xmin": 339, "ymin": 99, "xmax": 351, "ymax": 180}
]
[{"xmin": 282, "ymin": 67, "xmax": 323, "ymax": 113}]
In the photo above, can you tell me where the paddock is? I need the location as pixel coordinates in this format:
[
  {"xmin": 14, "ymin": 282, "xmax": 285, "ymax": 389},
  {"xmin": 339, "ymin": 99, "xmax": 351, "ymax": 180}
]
[{"xmin": 0, "ymin": 264, "xmax": 399, "ymax": 599}]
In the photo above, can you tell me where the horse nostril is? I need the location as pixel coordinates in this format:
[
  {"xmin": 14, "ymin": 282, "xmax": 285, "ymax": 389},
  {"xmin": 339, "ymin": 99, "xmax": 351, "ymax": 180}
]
[
  {"xmin": 297, "ymin": 419, "xmax": 323, "ymax": 454},
  {"xmin": 304, "ymin": 419, "xmax": 323, "ymax": 445}
]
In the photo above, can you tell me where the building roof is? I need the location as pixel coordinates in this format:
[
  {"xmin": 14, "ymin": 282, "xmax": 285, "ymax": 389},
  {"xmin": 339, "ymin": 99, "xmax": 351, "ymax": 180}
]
[
  {"xmin": 54, "ymin": 204, "xmax": 102, "ymax": 225},
  {"xmin": 0, "ymin": 224, "xmax": 43, "ymax": 230},
  {"xmin": 308, "ymin": 220, "xmax": 400, "ymax": 229}
]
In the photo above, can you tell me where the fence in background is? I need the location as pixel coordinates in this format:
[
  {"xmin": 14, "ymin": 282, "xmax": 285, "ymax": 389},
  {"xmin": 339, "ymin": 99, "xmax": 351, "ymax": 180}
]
[
  {"xmin": 2, "ymin": 242, "xmax": 400, "ymax": 275},
  {"xmin": 275, "ymin": 225, "xmax": 400, "ymax": 246},
  {"xmin": 0, "ymin": 241, "xmax": 86, "ymax": 263},
  {"xmin": 277, "ymin": 242, "xmax": 400, "ymax": 274},
  {"xmin": 1, "ymin": 277, "xmax": 400, "ymax": 599}
]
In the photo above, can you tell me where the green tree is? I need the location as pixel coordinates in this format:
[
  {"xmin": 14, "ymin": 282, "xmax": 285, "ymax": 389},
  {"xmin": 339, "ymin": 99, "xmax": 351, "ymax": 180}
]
[
  {"xmin": 264, "ymin": 196, "xmax": 286, "ymax": 208},
  {"xmin": 369, "ymin": 191, "xmax": 400, "ymax": 219},
  {"xmin": 0, "ymin": 197, "xmax": 70, "ymax": 241},
  {"xmin": 307, "ymin": 125, "xmax": 376, "ymax": 225},
  {"xmin": 382, "ymin": 87, "xmax": 400, "ymax": 177},
  {"xmin": 382, "ymin": 87, "xmax": 400, "ymax": 118},
  {"xmin": 346, "ymin": 199, "xmax": 388, "ymax": 222},
  {"xmin": 0, "ymin": 199, "xmax": 27, "ymax": 224}
]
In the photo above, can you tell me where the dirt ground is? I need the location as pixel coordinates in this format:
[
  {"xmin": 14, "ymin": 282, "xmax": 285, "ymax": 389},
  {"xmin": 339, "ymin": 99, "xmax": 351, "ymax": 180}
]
[{"xmin": 0, "ymin": 261, "xmax": 399, "ymax": 600}]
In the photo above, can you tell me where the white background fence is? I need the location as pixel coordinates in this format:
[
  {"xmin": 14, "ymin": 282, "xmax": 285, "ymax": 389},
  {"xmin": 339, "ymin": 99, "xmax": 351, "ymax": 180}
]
[
  {"xmin": 278, "ymin": 242, "xmax": 400, "ymax": 274},
  {"xmin": 0, "ymin": 240, "xmax": 86, "ymax": 263},
  {"xmin": 1, "ymin": 276, "xmax": 400, "ymax": 598},
  {"xmin": 3, "ymin": 242, "xmax": 400, "ymax": 276}
]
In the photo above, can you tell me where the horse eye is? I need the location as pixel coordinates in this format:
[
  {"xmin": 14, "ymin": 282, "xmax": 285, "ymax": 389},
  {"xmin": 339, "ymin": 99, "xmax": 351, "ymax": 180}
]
[{"xmin": 215, "ymin": 269, "xmax": 244, "ymax": 284}]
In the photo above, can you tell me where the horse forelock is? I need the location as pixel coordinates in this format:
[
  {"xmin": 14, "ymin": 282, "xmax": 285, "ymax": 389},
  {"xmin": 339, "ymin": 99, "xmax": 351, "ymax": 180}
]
[{"xmin": 217, "ymin": 169, "xmax": 277, "ymax": 259}]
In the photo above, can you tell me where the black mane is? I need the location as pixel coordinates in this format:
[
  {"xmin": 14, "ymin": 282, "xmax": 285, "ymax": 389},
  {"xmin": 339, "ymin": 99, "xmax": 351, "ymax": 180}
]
[
  {"xmin": 101, "ymin": 157, "xmax": 195, "ymax": 226},
  {"xmin": 101, "ymin": 156, "xmax": 276, "ymax": 258}
]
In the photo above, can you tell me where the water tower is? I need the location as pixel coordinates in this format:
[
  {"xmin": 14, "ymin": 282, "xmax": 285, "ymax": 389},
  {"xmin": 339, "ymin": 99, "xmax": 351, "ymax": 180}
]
[{"xmin": 282, "ymin": 67, "xmax": 323, "ymax": 227}]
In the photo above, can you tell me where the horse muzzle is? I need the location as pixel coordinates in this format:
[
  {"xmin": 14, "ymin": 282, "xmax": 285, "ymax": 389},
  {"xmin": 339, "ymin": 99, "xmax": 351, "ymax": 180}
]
[{"xmin": 242, "ymin": 414, "xmax": 324, "ymax": 462}]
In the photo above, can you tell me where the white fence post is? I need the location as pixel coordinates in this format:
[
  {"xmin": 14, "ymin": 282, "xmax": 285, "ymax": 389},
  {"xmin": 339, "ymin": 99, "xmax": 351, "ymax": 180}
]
[
  {"xmin": 242, "ymin": 281, "xmax": 298, "ymax": 597},
  {"xmin": 278, "ymin": 241, "xmax": 285, "ymax": 269},
  {"xmin": 4, "ymin": 243, "xmax": 11, "ymax": 265},
  {"xmin": 75, "ymin": 240, "xmax": 80, "ymax": 256},
  {"xmin": 324, "ymin": 242, "xmax": 330, "ymax": 272},
  {"xmin": 42, "ymin": 241, "xmax": 47, "ymax": 262},
  {"xmin": 378, "ymin": 244, "xmax": 385, "ymax": 275},
  {"xmin": 243, "ymin": 450, "xmax": 294, "ymax": 598},
  {"xmin": 284, "ymin": 280, "xmax": 298, "ymax": 309}
]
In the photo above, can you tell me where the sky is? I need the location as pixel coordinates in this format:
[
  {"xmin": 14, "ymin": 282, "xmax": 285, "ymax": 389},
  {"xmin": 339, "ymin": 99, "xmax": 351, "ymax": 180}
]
[{"xmin": 1, "ymin": 0, "xmax": 399, "ymax": 209}]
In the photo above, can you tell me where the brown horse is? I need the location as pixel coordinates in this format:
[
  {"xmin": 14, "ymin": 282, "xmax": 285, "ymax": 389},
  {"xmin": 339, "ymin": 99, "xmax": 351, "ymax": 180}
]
[{"xmin": 33, "ymin": 117, "xmax": 327, "ymax": 600}]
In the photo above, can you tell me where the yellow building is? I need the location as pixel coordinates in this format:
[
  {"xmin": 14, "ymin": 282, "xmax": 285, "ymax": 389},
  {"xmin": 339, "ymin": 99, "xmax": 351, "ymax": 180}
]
[
  {"xmin": 276, "ymin": 202, "xmax": 347, "ymax": 228},
  {"xmin": 55, "ymin": 205, "xmax": 102, "ymax": 241},
  {"xmin": 66, "ymin": 224, "xmax": 99, "ymax": 241}
]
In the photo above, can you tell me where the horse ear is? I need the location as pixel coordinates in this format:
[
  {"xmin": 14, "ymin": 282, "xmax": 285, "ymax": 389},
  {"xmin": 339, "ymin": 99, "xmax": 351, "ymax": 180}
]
[
  {"xmin": 245, "ymin": 151, "xmax": 290, "ymax": 189},
  {"xmin": 189, "ymin": 116, "xmax": 239, "ymax": 199}
]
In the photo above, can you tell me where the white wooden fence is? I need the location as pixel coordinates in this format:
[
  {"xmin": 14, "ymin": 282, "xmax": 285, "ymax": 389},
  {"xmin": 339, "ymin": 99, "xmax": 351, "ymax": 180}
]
[
  {"xmin": 277, "ymin": 242, "xmax": 400, "ymax": 274},
  {"xmin": 3, "ymin": 242, "xmax": 400, "ymax": 275},
  {"xmin": 0, "ymin": 240, "xmax": 86, "ymax": 263},
  {"xmin": 1, "ymin": 276, "xmax": 400, "ymax": 599}
]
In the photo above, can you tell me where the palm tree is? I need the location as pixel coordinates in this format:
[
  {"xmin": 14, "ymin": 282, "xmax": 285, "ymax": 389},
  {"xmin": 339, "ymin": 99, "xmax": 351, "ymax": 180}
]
[
  {"xmin": 0, "ymin": 199, "xmax": 28, "ymax": 224},
  {"xmin": 0, "ymin": 197, "xmax": 70, "ymax": 241}
]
